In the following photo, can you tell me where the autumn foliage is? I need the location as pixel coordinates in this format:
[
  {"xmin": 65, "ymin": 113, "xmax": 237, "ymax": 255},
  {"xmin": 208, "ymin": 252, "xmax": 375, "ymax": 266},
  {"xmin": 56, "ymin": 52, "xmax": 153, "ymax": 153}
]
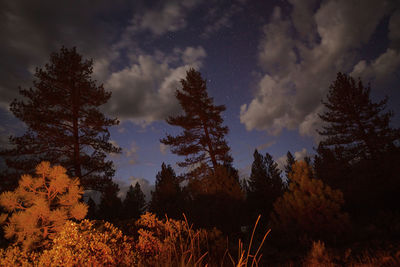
[
  {"xmin": 0, "ymin": 162, "xmax": 87, "ymax": 250},
  {"xmin": 271, "ymin": 161, "xmax": 349, "ymax": 243}
]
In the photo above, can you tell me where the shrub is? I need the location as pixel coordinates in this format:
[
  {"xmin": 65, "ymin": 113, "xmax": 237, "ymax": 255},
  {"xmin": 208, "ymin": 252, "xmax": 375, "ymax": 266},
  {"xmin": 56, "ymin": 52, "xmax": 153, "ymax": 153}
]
[
  {"xmin": 0, "ymin": 162, "xmax": 87, "ymax": 251},
  {"xmin": 135, "ymin": 212, "xmax": 225, "ymax": 266},
  {"xmin": 38, "ymin": 220, "xmax": 137, "ymax": 266},
  {"xmin": 303, "ymin": 241, "xmax": 335, "ymax": 267}
]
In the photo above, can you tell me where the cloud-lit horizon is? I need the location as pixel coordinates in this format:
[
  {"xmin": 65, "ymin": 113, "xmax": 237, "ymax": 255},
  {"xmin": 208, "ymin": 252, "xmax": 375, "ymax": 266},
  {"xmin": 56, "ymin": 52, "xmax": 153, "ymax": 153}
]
[{"xmin": 1, "ymin": 0, "xmax": 399, "ymax": 192}]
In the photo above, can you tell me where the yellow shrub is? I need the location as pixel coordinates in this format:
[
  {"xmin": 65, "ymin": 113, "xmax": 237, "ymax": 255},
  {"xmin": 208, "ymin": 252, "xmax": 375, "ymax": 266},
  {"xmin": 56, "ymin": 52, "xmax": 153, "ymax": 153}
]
[
  {"xmin": 135, "ymin": 212, "xmax": 225, "ymax": 265},
  {"xmin": 38, "ymin": 220, "xmax": 137, "ymax": 266},
  {"xmin": 0, "ymin": 162, "xmax": 87, "ymax": 251},
  {"xmin": 0, "ymin": 245, "xmax": 39, "ymax": 266}
]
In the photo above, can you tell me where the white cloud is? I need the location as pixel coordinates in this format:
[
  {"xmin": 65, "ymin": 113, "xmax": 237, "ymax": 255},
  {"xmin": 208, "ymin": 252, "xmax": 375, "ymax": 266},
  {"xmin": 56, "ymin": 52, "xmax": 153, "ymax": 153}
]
[
  {"xmin": 160, "ymin": 143, "xmax": 169, "ymax": 155},
  {"xmin": 105, "ymin": 46, "xmax": 206, "ymax": 125},
  {"xmin": 351, "ymin": 48, "xmax": 400, "ymax": 82},
  {"xmin": 240, "ymin": 0, "xmax": 391, "ymax": 141},
  {"xmin": 350, "ymin": 9, "xmax": 400, "ymax": 84}
]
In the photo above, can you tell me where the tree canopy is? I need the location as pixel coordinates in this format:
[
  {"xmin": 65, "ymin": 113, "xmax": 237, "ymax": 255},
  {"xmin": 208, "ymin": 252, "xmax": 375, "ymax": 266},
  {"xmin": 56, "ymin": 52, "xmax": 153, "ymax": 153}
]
[
  {"xmin": 246, "ymin": 150, "xmax": 283, "ymax": 224},
  {"xmin": 318, "ymin": 72, "xmax": 399, "ymax": 162},
  {"xmin": 149, "ymin": 163, "xmax": 183, "ymax": 220},
  {"xmin": 1, "ymin": 47, "xmax": 120, "ymax": 193},
  {"xmin": 160, "ymin": 68, "xmax": 232, "ymax": 176},
  {"xmin": 271, "ymin": 161, "xmax": 348, "ymax": 243},
  {"xmin": 122, "ymin": 182, "xmax": 146, "ymax": 220}
]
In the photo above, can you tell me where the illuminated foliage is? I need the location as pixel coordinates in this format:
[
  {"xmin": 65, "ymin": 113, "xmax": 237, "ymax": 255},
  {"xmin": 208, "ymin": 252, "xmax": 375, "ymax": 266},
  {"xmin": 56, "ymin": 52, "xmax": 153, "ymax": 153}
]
[
  {"xmin": 38, "ymin": 220, "xmax": 137, "ymax": 266},
  {"xmin": 271, "ymin": 161, "xmax": 349, "ymax": 242},
  {"xmin": 0, "ymin": 220, "xmax": 137, "ymax": 266},
  {"xmin": 0, "ymin": 161, "xmax": 87, "ymax": 250},
  {"xmin": 135, "ymin": 212, "xmax": 225, "ymax": 265},
  {"xmin": 0, "ymin": 46, "xmax": 121, "ymax": 193}
]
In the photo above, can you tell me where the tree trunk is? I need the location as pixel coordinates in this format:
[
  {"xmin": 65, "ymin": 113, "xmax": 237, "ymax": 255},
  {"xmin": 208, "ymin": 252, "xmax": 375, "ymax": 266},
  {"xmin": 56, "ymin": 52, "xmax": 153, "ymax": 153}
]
[{"xmin": 72, "ymin": 84, "xmax": 82, "ymax": 179}]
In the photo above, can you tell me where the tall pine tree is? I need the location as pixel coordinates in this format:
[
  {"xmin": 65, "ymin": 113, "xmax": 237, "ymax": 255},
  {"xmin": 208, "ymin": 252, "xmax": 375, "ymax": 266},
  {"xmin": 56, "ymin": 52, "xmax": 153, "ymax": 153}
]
[
  {"xmin": 160, "ymin": 68, "xmax": 232, "ymax": 177},
  {"xmin": 318, "ymin": 72, "xmax": 399, "ymax": 161},
  {"xmin": 0, "ymin": 47, "xmax": 120, "ymax": 192},
  {"xmin": 122, "ymin": 182, "xmax": 146, "ymax": 220},
  {"xmin": 149, "ymin": 163, "xmax": 183, "ymax": 220},
  {"xmin": 316, "ymin": 72, "xmax": 400, "ymax": 217},
  {"xmin": 98, "ymin": 182, "xmax": 122, "ymax": 222},
  {"xmin": 247, "ymin": 150, "xmax": 284, "ymax": 225}
]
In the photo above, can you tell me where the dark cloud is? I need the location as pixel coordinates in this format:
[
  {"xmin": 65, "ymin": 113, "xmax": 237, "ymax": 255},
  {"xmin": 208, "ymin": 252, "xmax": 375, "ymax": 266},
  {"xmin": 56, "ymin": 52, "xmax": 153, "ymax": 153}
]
[{"xmin": 0, "ymin": 0, "xmax": 135, "ymax": 108}]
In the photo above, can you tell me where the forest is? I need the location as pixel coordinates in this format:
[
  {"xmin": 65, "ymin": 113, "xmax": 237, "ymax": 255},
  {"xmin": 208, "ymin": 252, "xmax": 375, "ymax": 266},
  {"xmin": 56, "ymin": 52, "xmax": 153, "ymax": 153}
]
[{"xmin": 0, "ymin": 46, "xmax": 399, "ymax": 266}]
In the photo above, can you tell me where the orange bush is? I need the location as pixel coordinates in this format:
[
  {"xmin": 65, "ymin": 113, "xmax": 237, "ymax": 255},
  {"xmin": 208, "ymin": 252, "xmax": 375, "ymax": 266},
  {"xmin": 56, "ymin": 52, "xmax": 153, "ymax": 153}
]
[
  {"xmin": 0, "ymin": 162, "xmax": 87, "ymax": 251},
  {"xmin": 135, "ymin": 212, "xmax": 225, "ymax": 265}
]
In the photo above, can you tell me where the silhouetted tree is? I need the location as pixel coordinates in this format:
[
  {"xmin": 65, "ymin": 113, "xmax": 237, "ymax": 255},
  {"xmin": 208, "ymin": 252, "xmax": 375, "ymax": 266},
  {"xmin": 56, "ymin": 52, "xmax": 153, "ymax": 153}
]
[
  {"xmin": 318, "ymin": 72, "xmax": 399, "ymax": 162},
  {"xmin": 284, "ymin": 151, "xmax": 295, "ymax": 186},
  {"xmin": 98, "ymin": 182, "xmax": 122, "ymax": 222},
  {"xmin": 247, "ymin": 150, "xmax": 284, "ymax": 225},
  {"xmin": 122, "ymin": 182, "xmax": 146, "ymax": 220},
  {"xmin": 0, "ymin": 47, "xmax": 120, "ymax": 193},
  {"xmin": 186, "ymin": 165, "xmax": 244, "ymax": 233},
  {"xmin": 316, "ymin": 73, "xmax": 400, "ymax": 215},
  {"xmin": 160, "ymin": 68, "xmax": 232, "ymax": 177},
  {"xmin": 149, "ymin": 163, "xmax": 184, "ymax": 220}
]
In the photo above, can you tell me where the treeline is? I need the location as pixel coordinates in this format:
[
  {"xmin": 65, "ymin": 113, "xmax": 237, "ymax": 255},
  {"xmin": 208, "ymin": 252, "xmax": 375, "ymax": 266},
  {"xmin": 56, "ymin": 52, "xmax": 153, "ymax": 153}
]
[{"xmin": 0, "ymin": 47, "xmax": 400, "ymax": 262}]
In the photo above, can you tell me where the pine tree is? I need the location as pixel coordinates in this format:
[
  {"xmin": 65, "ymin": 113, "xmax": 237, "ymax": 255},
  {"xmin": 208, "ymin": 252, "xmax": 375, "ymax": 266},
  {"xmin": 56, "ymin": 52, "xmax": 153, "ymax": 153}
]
[
  {"xmin": 0, "ymin": 46, "xmax": 121, "ymax": 192},
  {"xmin": 122, "ymin": 182, "xmax": 146, "ymax": 220},
  {"xmin": 149, "ymin": 163, "xmax": 183, "ymax": 220},
  {"xmin": 271, "ymin": 161, "xmax": 348, "ymax": 243},
  {"xmin": 316, "ymin": 72, "xmax": 400, "ymax": 216},
  {"xmin": 160, "ymin": 68, "xmax": 232, "ymax": 177},
  {"xmin": 247, "ymin": 150, "xmax": 284, "ymax": 224},
  {"xmin": 98, "ymin": 182, "xmax": 122, "ymax": 222},
  {"xmin": 0, "ymin": 161, "xmax": 88, "ymax": 250},
  {"xmin": 318, "ymin": 72, "xmax": 399, "ymax": 162},
  {"xmin": 284, "ymin": 151, "xmax": 295, "ymax": 186}
]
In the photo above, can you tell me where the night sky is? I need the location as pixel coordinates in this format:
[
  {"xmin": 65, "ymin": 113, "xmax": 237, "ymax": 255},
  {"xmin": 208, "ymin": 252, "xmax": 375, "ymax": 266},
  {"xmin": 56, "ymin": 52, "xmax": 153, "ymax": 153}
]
[{"xmin": 0, "ymin": 0, "xmax": 399, "ymax": 199}]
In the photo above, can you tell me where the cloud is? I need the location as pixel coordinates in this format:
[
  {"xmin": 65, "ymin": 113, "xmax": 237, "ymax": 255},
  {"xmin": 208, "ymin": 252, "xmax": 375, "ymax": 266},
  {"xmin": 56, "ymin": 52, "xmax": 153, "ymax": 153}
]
[
  {"xmin": 104, "ymin": 46, "xmax": 207, "ymax": 125},
  {"xmin": 276, "ymin": 148, "xmax": 309, "ymax": 171},
  {"xmin": 126, "ymin": 142, "xmax": 139, "ymax": 165},
  {"xmin": 240, "ymin": 0, "xmax": 392, "ymax": 141},
  {"xmin": 132, "ymin": 0, "xmax": 200, "ymax": 36},
  {"xmin": 160, "ymin": 143, "xmax": 169, "ymax": 155},
  {"xmin": 256, "ymin": 140, "xmax": 276, "ymax": 151},
  {"xmin": 109, "ymin": 140, "xmax": 121, "ymax": 158},
  {"xmin": 0, "ymin": 0, "xmax": 130, "ymax": 110},
  {"xmin": 350, "ymin": 8, "xmax": 400, "ymax": 84}
]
